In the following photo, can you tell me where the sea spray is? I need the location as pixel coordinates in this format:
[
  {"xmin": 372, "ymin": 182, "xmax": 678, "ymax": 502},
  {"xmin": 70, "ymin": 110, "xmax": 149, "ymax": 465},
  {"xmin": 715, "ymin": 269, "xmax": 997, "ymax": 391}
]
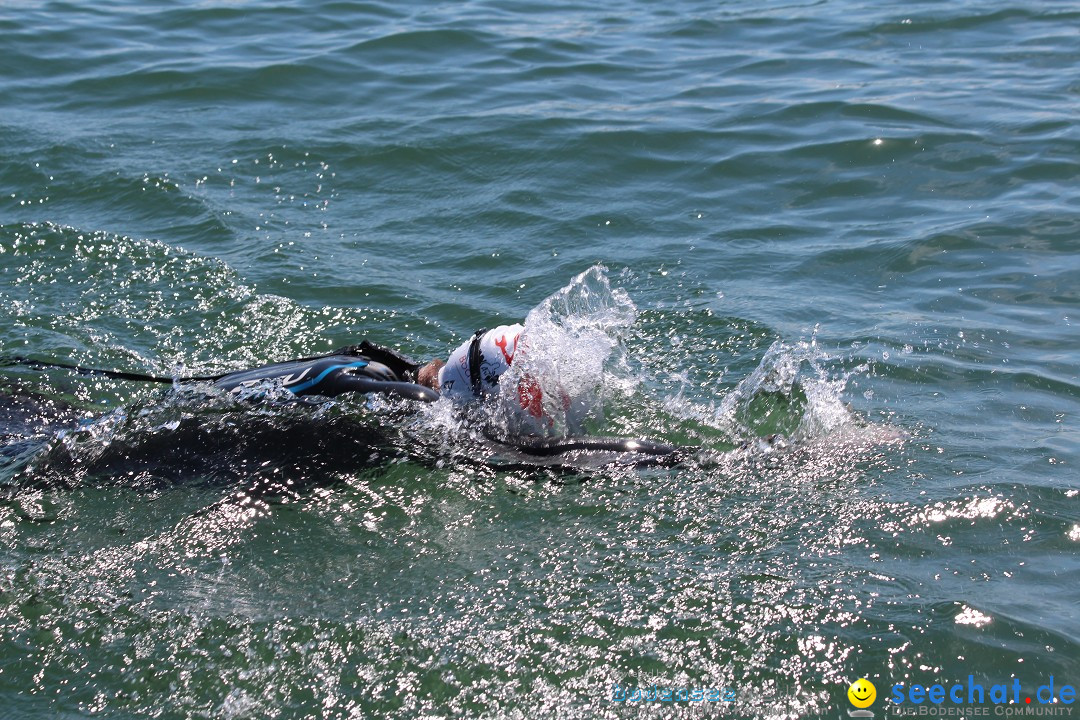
[
  {"xmin": 494, "ymin": 266, "xmax": 637, "ymax": 437},
  {"xmin": 713, "ymin": 337, "xmax": 868, "ymax": 443}
]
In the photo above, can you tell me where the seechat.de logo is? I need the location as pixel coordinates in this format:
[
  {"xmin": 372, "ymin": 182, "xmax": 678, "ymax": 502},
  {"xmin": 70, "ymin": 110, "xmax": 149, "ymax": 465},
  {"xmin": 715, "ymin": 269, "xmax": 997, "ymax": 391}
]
[{"xmin": 847, "ymin": 678, "xmax": 877, "ymax": 718}]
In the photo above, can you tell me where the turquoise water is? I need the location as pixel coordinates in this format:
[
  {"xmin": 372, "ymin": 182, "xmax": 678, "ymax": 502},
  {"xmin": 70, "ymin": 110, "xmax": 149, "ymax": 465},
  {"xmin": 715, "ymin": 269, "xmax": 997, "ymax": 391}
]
[{"xmin": 1, "ymin": 1, "xmax": 1078, "ymax": 717}]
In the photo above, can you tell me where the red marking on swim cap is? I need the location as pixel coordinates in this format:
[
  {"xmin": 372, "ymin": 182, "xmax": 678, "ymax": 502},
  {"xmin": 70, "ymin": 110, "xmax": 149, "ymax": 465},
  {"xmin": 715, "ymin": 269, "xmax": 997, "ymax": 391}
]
[
  {"xmin": 518, "ymin": 375, "xmax": 544, "ymax": 418},
  {"xmin": 495, "ymin": 333, "xmax": 517, "ymax": 365}
]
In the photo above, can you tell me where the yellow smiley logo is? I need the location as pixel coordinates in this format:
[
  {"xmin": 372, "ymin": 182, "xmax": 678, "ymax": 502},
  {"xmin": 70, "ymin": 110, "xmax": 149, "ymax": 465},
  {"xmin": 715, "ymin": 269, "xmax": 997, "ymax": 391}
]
[{"xmin": 848, "ymin": 678, "xmax": 876, "ymax": 708}]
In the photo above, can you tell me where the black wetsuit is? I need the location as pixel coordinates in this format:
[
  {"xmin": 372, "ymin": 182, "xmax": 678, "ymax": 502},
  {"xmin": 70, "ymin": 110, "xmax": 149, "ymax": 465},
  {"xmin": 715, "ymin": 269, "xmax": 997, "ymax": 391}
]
[{"xmin": 212, "ymin": 345, "xmax": 437, "ymax": 403}]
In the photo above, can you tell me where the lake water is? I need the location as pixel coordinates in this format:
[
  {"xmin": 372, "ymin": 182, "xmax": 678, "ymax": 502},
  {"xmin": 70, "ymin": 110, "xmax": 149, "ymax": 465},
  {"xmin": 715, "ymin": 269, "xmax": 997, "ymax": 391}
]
[{"xmin": 1, "ymin": 1, "xmax": 1077, "ymax": 717}]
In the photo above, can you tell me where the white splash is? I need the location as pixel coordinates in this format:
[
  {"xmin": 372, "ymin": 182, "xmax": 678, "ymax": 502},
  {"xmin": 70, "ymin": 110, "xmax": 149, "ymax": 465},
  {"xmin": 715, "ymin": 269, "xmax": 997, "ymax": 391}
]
[
  {"xmin": 714, "ymin": 337, "xmax": 864, "ymax": 442},
  {"xmin": 495, "ymin": 266, "xmax": 637, "ymax": 437}
]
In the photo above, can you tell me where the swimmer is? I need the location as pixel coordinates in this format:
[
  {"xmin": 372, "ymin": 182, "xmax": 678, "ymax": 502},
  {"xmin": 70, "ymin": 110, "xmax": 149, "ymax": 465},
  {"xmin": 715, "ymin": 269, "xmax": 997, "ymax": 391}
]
[
  {"xmin": 8, "ymin": 324, "xmax": 533, "ymax": 409},
  {"xmin": 214, "ymin": 324, "xmax": 534, "ymax": 410},
  {"xmin": 4, "ymin": 327, "xmax": 683, "ymax": 468}
]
